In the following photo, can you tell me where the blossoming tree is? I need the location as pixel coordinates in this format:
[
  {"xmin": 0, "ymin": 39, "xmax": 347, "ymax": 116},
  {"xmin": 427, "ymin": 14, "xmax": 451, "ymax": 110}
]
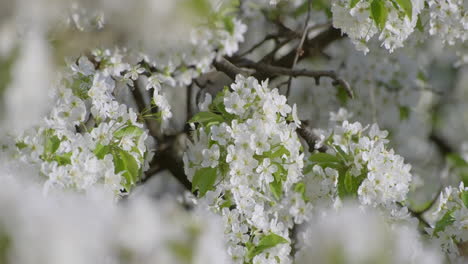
[{"xmin": 0, "ymin": 0, "xmax": 467, "ymax": 263}]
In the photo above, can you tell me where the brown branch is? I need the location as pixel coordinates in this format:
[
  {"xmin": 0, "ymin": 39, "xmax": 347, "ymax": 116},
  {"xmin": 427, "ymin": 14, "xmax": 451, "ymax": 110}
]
[
  {"xmin": 212, "ymin": 57, "xmax": 249, "ymax": 80},
  {"xmin": 273, "ymin": 26, "xmax": 343, "ymax": 68},
  {"xmin": 236, "ymin": 59, "xmax": 353, "ymax": 98},
  {"xmin": 296, "ymin": 120, "xmax": 327, "ymax": 152}
]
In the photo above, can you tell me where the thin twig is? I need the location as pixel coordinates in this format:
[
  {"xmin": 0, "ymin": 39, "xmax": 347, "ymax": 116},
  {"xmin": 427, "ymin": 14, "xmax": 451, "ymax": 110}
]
[
  {"xmin": 236, "ymin": 34, "xmax": 276, "ymax": 58},
  {"xmin": 237, "ymin": 60, "xmax": 354, "ymax": 98},
  {"xmin": 286, "ymin": 0, "xmax": 312, "ymax": 98}
]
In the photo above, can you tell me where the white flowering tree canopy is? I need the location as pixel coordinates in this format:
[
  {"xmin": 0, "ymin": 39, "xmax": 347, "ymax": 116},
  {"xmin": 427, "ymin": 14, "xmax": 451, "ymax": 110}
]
[{"xmin": 0, "ymin": 0, "xmax": 467, "ymax": 263}]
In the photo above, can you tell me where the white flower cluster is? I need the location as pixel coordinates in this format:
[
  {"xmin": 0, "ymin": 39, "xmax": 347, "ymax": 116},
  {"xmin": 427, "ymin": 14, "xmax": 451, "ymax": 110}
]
[
  {"xmin": 184, "ymin": 75, "xmax": 307, "ymax": 264},
  {"xmin": 126, "ymin": 3, "xmax": 247, "ymax": 92},
  {"xmin": 427, "ymin": 0, "xmax": 468, "ymax": 46},
  {"xmin": 0, "ymin": 175, "xmax": 229, "ymax": 264},
  {"xmin": 295, "ymin": 204, "xmax": 443, "ymax": 264},
  {"xmin": 306, "ymin": 109, "xmax": 412, "ymax": 215},
  {"xmin": 15, "ymin": 51, "xmax": 162, "ymax": 194},
  {"xmin": 429, "ymin": 182, "xmax": 468, "ymax": 263},
  {"xmin": 331, "ymin": 0, "xmax": 424, "ymax": 53}
]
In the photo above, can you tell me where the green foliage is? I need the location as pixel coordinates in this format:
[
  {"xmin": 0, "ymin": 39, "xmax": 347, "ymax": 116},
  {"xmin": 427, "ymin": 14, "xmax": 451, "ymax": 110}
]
[
  {"xmin": 350, "ymin": 0, "xmax": 361, "ymax": 8},
  {"xmin": 294, "ymin": 182, "xmax": 308, "ymax": 201},
  {"xmin": 114, "ymin": 125, "xmax": 144, "ymax": 138},
  {"xmin": 68, "ymin": 74, "xmax": 92, "ymax": 99},
  {"xmin": 0, "ymin": 233, "xmax": 10, "ymax": 264},
  {"xmin": 394, "ymin": 0, "xmax": 413, "ymax": 19},
  {"xmin": 446, "ymin": 153, "xmax": 468, "ymax": 185},
  {"xmin": 339, "ymin": 169, "xmax": 366, "ymax": 199},
  {"xmin": 0, "ymin": 47, "xmax": 18, "ymax": 102},
  {"xmin": 247, "ymin": 233, "xmax": 288, "ymax": 260},
  {"xmin": 461, "ymin": 191, "xmax": 468, "ymax": 208},
  {"xmin": 189, "ymin": 111, "xmax": 224, "ymax": 126},
  {"xmin": 192, "ymin": 167, "xmax": 218, "ymax": 197},
  {"xmin": 433, "ymin": 210, "xmax": 455, "ymax": 236},
  {"xmin": 370, "ymin": 0, "xmax": 388, "ymax": 30},
  {"xmin": 54, "ymin": 152, "xmax": 72, "ymax": 165},
  {"xmin": 223, "ymin": 16, "xmax": 235, "ymax": 35},
  {"xmin": 94, "ymin": 144, "xmax": 112, "ymax": 159},
  {"xmin": 269, "ymin": 180, "xmax": 283, "ymax": 200},
  {"xmin": 112, "ymin": 147, "xmax": 140, "ymax": 191},
  {"xmin": 309, "ymin": 153, "xmax": 341, "ymax": 164},
  {"xmin": 399, "ymin": 105, "xmax": 410, "ymax": 121},
  {"xmin": 336, "ymin": 85, "xmax": 350, "ymax": 105}
]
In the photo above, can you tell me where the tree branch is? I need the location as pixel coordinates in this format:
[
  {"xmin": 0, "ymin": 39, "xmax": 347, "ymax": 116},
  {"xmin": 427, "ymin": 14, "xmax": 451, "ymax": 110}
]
[{"xmin": 236, "ymin": 59, "xmax": 353, "ymax": 98}]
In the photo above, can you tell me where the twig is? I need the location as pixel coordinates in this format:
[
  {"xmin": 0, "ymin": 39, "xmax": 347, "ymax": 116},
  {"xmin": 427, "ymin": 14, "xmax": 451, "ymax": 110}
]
[
  {"xmin": 237, "ymin": 60, "xmax": 353, "ymax": 98},
  {"xmin": 285, "ymin": 0, "xmax": 312, "ymax": 97},
  {"xmin": 296, "ymin": 120, "xmax": 327, "ymax": 152},
  {"xmin": 236, "ymin": 34, "xmax": 276, "ymax": 58},
  {"xmin": 212, "ymin": 57, "xmax": 248, "ymax": 80}
]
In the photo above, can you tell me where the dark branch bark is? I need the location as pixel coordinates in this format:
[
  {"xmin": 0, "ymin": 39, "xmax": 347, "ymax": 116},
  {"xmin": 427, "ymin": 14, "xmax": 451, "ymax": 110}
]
[{"xmin": 236, "ymin": 59, "xmax": 353, "ymax": 98}]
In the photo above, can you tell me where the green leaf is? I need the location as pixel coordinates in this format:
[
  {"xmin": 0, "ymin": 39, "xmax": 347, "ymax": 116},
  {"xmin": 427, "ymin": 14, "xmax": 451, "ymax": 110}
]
[
  {"xmin": 394, "ymin": 0, "xmax": 412, "ymax": 19},
  {"xmin": 189, "ymin": 112, "xmax": 224, "ymax": 125},
  {"xmin": 250, "ymin": 234, "xmax": 288, "ymax": 258},
  {"xmin": 350, "ymin": 0, "xmax": 361, "ymax": 8},
  {"xmin": 270, "ymin": 146, "xmax": 290, "ymax": 159},
  {"xmin": 114, "ymin": 125, "xmax": 143, "ymax": 138},
  {"xmin": 446, "ymin": 153, "xmax": 468, "ymax": 168},
  {"xmin": 94, "ymin": 144, "xmax": 111, "ymax": 159},
  {"xmin": 433, "ymin": 210, "xmax": 455, "ymax": 235},
  {"xmin": 269, "ymin": 180, "xmax": 283, "ymax": 200},
  {"xmin": 294, "ymin": 182, "xmax": 308, "ymax": 201},
  {"xmin": 192, "ymin": 167, "xmax": 218, "ymax": 197},
  {"xmin": 309, "ymin": 153, "xmax": 341, "ymax": 164},
  {"xmin": 54, "ymin": 152, "xmax": 72, "ymax": 165},
  {"xmin": 399, "ymin": 105, "xmax": 410, "ymax": 121},
  {"xmin": 337, "ymin": 168, "xmax": 366, "ymax": 199},
  {"xmin": 461, "ymin": 191, "xmax": 468, "ymax": 208},
  {"xmin": 248, "ymin": 233, "xmax": 288, "ymax": 259},
  {"xmin": 112, "ymin": 148, "xmax": 140, "ymax": 190},
  {"xmin": 43, "ymin": 130, "xmax": 61, "ymax": 160},
  {"xmin": 370, "ymin": 0, "xmax": 388, "ymax": 30},
  {"xmin": 416, "ymin": 15, "xmax": 424, "ymax": 32},
  {"xmin": 336, "ymin": 85, "xmax": 349, "ymax": 105},
  {"xmin": 15, "ymin": 141, "xmax": 27, "ymax": 150},
  {"xmin": 223, "ymin": 16, "xmax": 235, "ymax": 35}
]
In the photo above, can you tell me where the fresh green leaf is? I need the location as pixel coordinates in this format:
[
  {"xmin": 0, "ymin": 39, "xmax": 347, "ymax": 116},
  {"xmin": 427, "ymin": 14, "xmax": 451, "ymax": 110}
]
[
  {"xmin": 337, "ymin": 168, "xmax": 366, "ymax": 199},
  {"xmin": 336, "ymin": 85, "xmax": 349, "ymax": 105},
  {"xmin": 350, "ymin": 0, "xmax": 361, "ymax": 8},
  {"xmin": 446, "ymin": 153, "xmax": 468, "ymax": 168},
  {"xmin": 223, "ymin": 16, "xmax": 235, "ymax": 35},
  {"xmin": 114, "ymin": 125, "xmax": 143, "ymax": 138},
  {"xmin": 192, "ymin": 167, "xmax": 218, "ymax": 197},
  {"xmin": 294, "ymin": 182, "xmax": 308, "ymax": 201},
  {"xmin": 370, "ymin": 0, "xmax": 388, "ymax": 30},
  {"xmin": 248, "ymin": 233, "xmax": 288, "ymax": 259},
  {"xmin": 270, "ymin": 146, "xmax": 290, "ymax": 159},
  {"xmin": 394, "ymin": 0, "xmax": 412, "ymax": 19},
  {"xmin": 15, "ymin": 141, "xmax": 27, "ymax": 150},
  {"xmin": 309, "ymin": 153, "xmax": 341, "ymax": 164},
  {"xmin": 54, "ymin": 152, "xmax": 72, "ymax": 165},
  {"xmin": 399, "ymin": 105, "xmax": 410, "ymax": 121},
  {"xmin": 43, "ymin": 130, "xmax": 61, "ymax": 158},
  {"xmin": 94, "ymin": 144, "xmax": 111, "ymax": 159},
  {"xmin": 189, "ymin": 111, "xmax": 224, "ymax": 125},
  {"xmin": 462, "ymin": 191, "xmax": 468, "ymax": 208},
  {"xmin": 433, "ymin": 210, "xmax": 455, "ymax": 235},
  {"xmin": 416, "ymin": 14, "xmax": 424, "ymax": 31},
  {"xmin": 269, "ymin": 180, "xmax": 283, "ymax": 200},
  {"xmin": 112, "ymin": 148, "xmax": 140, "ymax": 190}
]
